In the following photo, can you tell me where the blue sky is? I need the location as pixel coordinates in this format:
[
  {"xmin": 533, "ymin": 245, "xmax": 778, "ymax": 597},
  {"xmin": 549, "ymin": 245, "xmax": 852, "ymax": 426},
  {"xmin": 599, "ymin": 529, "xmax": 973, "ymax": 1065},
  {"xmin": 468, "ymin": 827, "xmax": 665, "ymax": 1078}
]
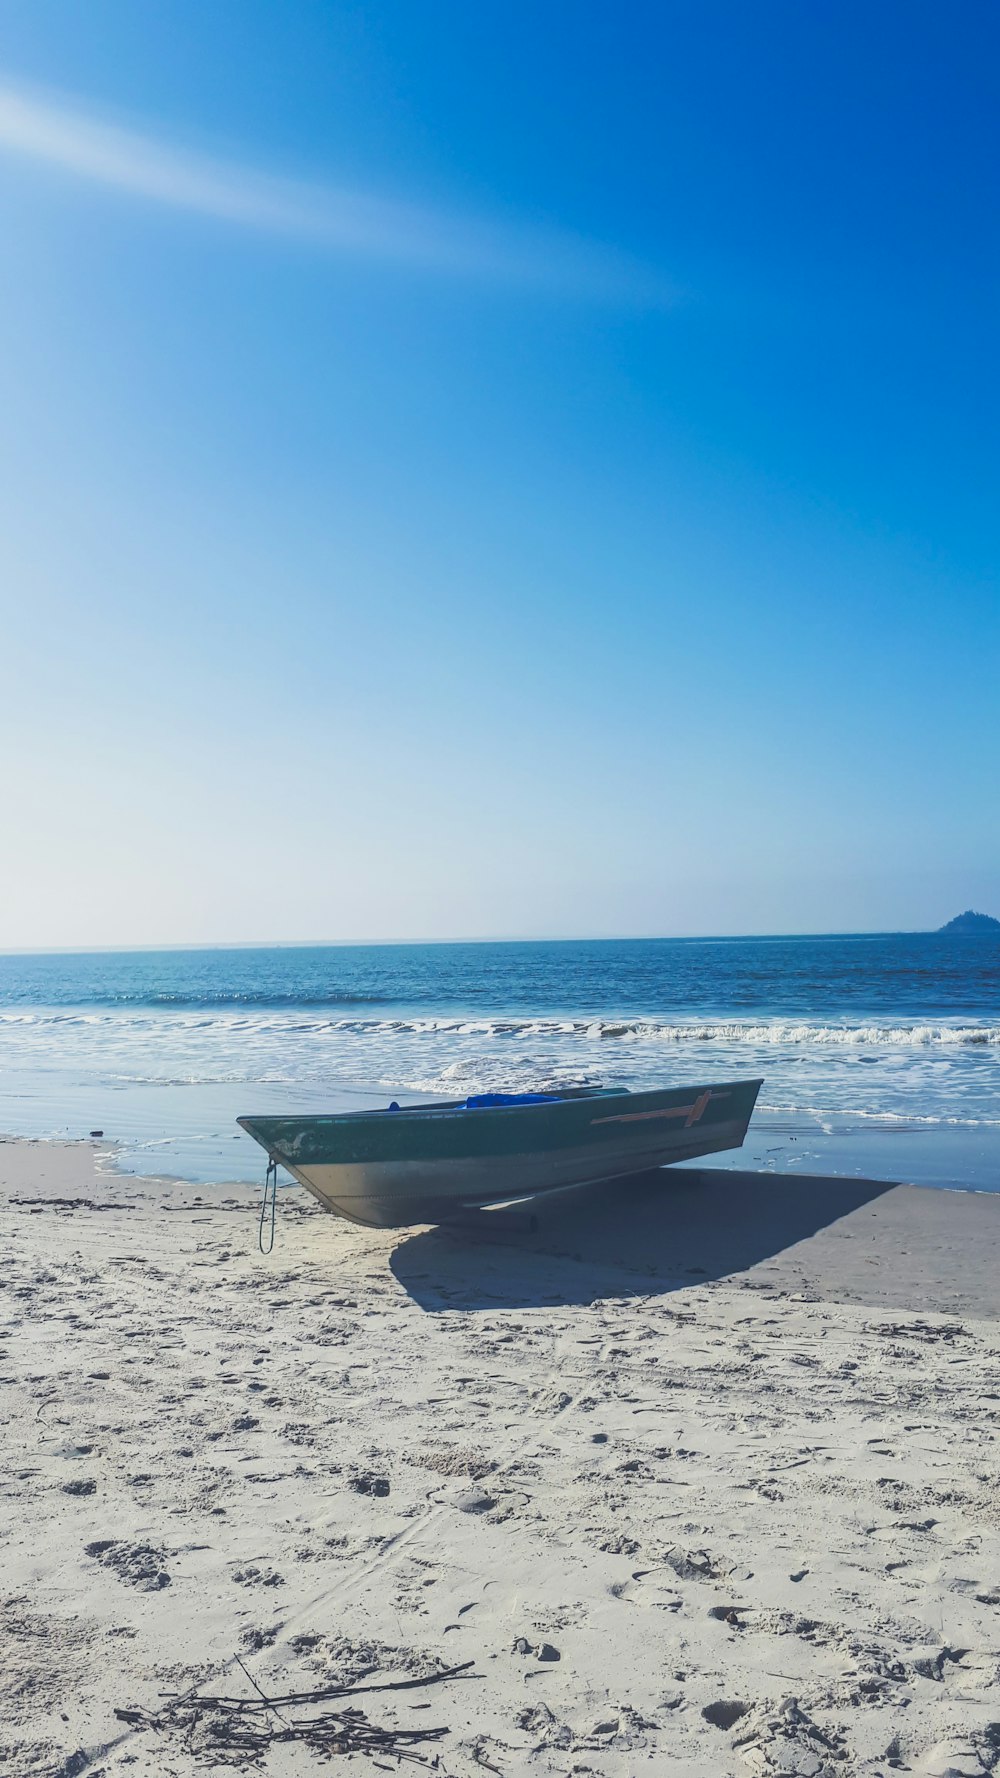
[{"xmin": 0, "ymin": 1, "xmax": 996, "ymax": 945}]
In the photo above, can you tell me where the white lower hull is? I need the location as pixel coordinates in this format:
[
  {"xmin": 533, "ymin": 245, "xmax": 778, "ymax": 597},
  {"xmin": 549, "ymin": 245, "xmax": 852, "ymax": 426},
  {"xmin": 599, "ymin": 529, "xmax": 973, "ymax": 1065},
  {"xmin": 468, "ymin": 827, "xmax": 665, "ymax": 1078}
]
[{"xmin": 286, "ymin": 1118, "xmax": 749, "ymax": 1227}]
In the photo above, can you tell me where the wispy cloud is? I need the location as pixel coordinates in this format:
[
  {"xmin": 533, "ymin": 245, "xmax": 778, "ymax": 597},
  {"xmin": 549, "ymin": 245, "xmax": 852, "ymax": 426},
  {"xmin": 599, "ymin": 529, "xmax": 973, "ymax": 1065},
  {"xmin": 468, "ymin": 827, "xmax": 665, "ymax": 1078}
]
[{"xmin": 0, "ymin": 80, "xmax": 669, "ymax": 302}]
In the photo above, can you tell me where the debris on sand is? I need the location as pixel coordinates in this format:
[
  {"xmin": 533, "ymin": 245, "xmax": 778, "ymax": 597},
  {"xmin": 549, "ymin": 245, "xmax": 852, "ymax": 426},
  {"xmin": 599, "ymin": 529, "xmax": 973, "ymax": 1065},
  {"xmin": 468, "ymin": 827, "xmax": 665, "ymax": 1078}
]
[{"xmin": 113, "ymin": 1655, "xmax": 476, "ymax": 1765}]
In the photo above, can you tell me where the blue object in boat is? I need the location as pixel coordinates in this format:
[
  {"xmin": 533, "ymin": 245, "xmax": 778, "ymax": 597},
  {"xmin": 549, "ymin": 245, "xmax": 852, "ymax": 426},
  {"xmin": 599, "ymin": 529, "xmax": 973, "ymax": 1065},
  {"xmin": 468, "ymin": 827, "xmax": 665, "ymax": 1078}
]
[{"xmin": 463, "ymin": 1092, "xmax": 561, "ymax": 1109}]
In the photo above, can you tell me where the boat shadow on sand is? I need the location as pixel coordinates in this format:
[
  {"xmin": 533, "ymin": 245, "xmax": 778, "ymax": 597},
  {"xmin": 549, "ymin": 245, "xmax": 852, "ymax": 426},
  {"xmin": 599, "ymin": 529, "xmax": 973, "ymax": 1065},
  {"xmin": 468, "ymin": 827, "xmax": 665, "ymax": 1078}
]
[{"xmin": 389, "ymin": 1166, "xmax": 896, "ymax": 1312}]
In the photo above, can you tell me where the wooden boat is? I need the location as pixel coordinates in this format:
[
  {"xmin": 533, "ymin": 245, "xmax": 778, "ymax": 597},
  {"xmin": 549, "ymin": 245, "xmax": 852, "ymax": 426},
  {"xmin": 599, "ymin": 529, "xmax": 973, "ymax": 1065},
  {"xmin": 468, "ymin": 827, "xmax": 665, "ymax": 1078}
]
[{"xmin": 238, "ymin": 1078, "xmax": 762, "ymax": 1229}]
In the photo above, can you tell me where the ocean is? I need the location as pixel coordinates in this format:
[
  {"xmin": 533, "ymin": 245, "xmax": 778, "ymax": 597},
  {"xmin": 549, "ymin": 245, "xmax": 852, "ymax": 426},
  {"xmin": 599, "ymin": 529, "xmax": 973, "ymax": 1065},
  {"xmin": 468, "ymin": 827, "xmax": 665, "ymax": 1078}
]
[{"xmin": 0, "ymin": 933, "xmax": 997, "ymax": 1190}]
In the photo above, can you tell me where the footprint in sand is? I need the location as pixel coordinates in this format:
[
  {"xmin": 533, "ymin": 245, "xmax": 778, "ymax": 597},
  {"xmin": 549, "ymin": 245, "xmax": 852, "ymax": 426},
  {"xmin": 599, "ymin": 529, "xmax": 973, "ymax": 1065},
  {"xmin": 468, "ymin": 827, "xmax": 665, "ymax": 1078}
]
[
  {"xmin": 610, "ymin": 1568, "xmax": 683, "ymax": 1611},
  {"xmin": 231, "ymin": 1564, "xmax": 285, "ymax": 1588},
  {"xmin": 84, "ymin": 1540, "xmax": 170, "ymax": 1591},
  {"xmin": 441, "ymin": 1488, "xmax": 496, "ymax": 1513},
  {"xmin": 664, "ymin": 1546, "xmax": 731, "ymax": 1582},
  {"xmin": 701, "ymin": 1700, "xmax": 750, "ymax": 1729},
  {"xmin": 349, "ymin": 1470, "xmax": 390, "ymax": 1498}
]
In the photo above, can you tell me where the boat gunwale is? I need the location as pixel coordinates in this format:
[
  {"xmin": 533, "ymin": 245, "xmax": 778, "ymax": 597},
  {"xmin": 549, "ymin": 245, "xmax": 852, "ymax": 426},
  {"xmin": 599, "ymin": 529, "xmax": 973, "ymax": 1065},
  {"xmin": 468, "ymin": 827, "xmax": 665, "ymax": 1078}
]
[
  {"xmin": 237, "ymin": 1078, "xmax": 764, "ymax": 1136},
  {"xmin": 239, "ymin": 1084, "xmax": 628, "ymax": 1134}
]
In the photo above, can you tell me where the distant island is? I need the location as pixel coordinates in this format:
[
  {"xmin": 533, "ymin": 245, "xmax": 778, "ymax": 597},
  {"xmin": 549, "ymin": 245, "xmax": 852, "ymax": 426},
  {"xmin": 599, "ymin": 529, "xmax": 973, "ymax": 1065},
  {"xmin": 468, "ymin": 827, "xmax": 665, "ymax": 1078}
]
[{"xmin": 939, "ymin": 909, "xmax": 1000, "ymax": 933}]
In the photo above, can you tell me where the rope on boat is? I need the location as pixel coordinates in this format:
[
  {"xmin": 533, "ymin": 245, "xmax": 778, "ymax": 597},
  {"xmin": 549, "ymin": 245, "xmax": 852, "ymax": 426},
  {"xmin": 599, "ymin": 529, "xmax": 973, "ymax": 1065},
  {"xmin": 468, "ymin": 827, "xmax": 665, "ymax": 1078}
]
[{"xmin": 259, "ymin": 1157, "xmax": 278, "ymax": 1254}]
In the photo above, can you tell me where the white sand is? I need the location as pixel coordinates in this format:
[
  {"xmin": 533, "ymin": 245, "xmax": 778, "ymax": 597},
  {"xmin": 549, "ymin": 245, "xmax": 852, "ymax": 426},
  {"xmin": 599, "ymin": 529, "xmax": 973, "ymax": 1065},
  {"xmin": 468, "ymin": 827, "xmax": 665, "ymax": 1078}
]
[{"xmin": 2, "ymin": 1136, "xmax": 999, "ymax": 1777}]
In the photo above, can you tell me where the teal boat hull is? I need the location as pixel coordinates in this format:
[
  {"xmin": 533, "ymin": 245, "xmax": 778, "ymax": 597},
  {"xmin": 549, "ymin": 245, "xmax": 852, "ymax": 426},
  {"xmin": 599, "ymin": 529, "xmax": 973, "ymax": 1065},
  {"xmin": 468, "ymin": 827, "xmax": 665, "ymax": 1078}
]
[{"xmin": 238, "ymin": 1079, "xmax": 763, "ymax": 1228}]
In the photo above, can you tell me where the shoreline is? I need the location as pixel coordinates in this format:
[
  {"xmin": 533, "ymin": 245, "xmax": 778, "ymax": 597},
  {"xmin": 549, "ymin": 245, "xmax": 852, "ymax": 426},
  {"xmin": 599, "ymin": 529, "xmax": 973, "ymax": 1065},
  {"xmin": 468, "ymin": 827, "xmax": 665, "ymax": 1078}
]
[
  {"xmin": 2, "ymin": 1078, "xmax": 999, "ymax": 1194},
  {"xmin": 3, "ymin": 1136, "xmax": 1000, "ymax": 1775},
  {"xmin": 2, "ymin": 937, "xmax": 998, "ymax": 1197}
]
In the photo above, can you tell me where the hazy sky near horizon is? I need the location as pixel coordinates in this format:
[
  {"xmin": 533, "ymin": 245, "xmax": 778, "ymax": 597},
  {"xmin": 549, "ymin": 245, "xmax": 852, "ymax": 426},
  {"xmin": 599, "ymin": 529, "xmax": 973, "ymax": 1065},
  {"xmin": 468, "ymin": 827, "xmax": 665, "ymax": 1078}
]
[{"xmin": 1, "ymin": 1, "xmax": 997, "ymax": 948}]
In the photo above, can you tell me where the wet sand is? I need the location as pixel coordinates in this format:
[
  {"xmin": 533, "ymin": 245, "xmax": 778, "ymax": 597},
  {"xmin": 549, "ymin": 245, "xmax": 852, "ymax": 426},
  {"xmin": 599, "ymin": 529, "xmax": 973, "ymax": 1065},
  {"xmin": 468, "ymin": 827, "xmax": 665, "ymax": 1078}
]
[{"xmin": 2, "ymin": 1136, "xmax": 999, "ymax": 1777}]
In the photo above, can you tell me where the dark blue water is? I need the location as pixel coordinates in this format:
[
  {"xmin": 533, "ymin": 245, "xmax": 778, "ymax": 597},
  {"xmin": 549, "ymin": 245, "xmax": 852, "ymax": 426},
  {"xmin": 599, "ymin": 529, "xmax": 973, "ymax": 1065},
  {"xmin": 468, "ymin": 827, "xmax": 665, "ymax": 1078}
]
[
  {"xmin": 0, "ymin": 935, "xmax": 997, "ymax": 1187},
  {"xmin": 2, "ymin": 932, "xmax": 998, "ymax": 1021}
]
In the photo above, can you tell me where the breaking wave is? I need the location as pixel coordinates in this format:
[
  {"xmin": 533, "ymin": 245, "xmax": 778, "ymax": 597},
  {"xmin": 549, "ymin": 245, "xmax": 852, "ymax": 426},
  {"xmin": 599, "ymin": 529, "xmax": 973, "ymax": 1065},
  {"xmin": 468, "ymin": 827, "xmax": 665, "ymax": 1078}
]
[
  {"xmin": 578, "ymin": 1019, "xmax": 1000, "ymax": 1047},
  {"xmin": 3, "ymin": 1010, "xmax": 997, "ymax": 1046}
]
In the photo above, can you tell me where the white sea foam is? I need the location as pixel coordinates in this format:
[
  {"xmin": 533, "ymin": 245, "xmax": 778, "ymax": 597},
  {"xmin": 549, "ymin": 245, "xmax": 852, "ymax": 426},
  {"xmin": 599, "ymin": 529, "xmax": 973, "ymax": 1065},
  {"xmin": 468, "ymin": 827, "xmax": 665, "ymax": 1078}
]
[
  {"xmin": 1, "ymin": 1010, "xmax": 997, "ymax": 1045},
  {"xmin": 2, "ymin": 1005, "xmax": 998, "ymax": 1162},
  {"xmin": 590, "ymin": 1020, "xmax": 1000, "ymax": 1047},
  {"xmin": 759, "ymin": 1100, "xmax": 1000, "ymax": 1128}
]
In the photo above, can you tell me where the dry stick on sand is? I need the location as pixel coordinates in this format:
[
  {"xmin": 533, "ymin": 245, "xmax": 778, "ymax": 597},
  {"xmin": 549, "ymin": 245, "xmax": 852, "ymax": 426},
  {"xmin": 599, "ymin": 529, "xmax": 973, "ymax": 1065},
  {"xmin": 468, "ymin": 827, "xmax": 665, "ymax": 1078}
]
[{"xmin": 114, "ymin": 1657, "xmax": 478, "ymax": 1764}]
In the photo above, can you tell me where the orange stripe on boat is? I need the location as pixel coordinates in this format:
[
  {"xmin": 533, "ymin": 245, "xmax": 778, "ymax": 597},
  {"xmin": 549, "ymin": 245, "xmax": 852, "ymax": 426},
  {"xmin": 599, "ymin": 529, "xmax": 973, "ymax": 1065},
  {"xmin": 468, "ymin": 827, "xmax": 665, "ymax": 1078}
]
[{"xmin": 591, "ymin": 1088, "xmax": 728, "ymax": 1128}]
